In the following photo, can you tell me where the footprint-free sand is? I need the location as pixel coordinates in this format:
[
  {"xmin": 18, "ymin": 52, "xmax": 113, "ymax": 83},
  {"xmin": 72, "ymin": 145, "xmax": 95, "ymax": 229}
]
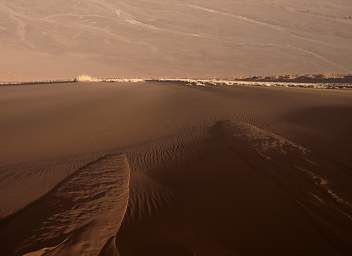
[{"xmin": 0, "ymin": 82, "xmax": 352, "ymax": 255}]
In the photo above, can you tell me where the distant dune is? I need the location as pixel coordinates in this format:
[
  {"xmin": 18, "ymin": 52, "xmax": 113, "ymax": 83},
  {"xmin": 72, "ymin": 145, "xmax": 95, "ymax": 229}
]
[
  {"xmin": 1, "ymin": 73, "xmax": 352, "ymax": 89},
  {"xmin": 1, "ymin": 0, "xmax": 352, "ymax": 80},
  {"xmin": 0, "ymin": 82, "xmax": 352, "ymax": 255}
]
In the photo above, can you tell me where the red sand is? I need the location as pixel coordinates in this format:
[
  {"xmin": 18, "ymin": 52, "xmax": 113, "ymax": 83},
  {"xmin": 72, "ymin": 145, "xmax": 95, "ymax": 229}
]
[{"xmin": 0, "ymin": 82, "xmax": 352, "ymax": 255}]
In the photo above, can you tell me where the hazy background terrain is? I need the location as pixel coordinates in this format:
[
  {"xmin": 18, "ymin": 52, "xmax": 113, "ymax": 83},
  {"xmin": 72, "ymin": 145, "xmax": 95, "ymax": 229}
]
[{"xmin": 1, "ymin": 0, "xmax": 352, "ymax": 81}]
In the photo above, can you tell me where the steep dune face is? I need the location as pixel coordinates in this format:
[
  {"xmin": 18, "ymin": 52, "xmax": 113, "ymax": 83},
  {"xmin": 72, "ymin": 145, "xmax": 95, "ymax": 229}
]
[{"xmin": 1, "ymin": 0, "xmax": 352, "ymax": 80}]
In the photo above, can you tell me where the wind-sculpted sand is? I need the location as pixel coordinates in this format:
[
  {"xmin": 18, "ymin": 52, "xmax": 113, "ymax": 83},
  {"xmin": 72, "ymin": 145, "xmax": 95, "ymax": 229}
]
[
  {"xmin": 0, "ymin": 154, "xmax": 130, "ymax": 256},
  {"xmin": 0, "ymin": 82, "xmax": 352, "ymax": 255},
  {"xmin": 118, "ymin": 121, "xmax": 352, "ymax": 256},
  {"xmin": 1, "ymin": 0, "xmax": 352, "ymax": 80}
]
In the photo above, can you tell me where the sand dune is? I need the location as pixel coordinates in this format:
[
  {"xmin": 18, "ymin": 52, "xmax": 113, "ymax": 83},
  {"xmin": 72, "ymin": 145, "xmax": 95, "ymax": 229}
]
[
  {"xmin": 118, "ymin": 121, "xmax": 352, "ymax": 255},
  {"xmin": 1, "ymin": 82, "xmax": 352, "ymax": 255},
  {"xmin": 0, "ymin": 154, "xmax": 130, "ymax": 256}
]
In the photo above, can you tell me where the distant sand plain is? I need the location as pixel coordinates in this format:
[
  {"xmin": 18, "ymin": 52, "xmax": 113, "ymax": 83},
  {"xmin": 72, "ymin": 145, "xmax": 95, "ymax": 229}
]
[
  {"xmin": 0, "ymin": 82, "xmax": 352, "ymax": 255},
  {"xmin": 1, "ymin": 0, "xmax": 352, "ymax": 80}
]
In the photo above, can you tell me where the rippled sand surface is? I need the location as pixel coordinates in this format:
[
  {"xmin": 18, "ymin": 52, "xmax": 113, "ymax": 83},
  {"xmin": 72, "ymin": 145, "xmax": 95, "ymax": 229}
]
[
  {"xmin": 0, "ymin": 82, "xmax": 352, "ymax": 255},
  {"xmin": 1, "ymin": 0, "xmax": 352, "ymax": 80}
]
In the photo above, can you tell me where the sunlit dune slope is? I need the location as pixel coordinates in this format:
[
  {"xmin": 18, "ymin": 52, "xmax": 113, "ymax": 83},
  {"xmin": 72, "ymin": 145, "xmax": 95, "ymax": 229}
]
[{"xmin": 1, "ymin": 0, "xmax": 352, "ymax": 80}]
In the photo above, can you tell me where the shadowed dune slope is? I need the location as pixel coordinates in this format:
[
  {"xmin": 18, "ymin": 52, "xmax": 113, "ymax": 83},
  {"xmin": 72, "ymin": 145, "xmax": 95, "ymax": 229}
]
[{"xmin": 118, "ymin": 121, "xmax": 352, "ymax": 256}]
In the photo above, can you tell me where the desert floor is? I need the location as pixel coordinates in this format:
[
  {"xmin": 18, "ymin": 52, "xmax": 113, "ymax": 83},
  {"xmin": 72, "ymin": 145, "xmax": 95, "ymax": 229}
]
[{"xmin": 0, "ymin": 82, "xmax": 352, "ymax": 255}]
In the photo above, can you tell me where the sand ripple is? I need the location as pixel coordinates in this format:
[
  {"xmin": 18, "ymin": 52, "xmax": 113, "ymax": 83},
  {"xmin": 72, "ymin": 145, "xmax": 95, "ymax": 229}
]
[{"xmin": 0, "ymin": 154, "xmax": 130, "ymax": 256}]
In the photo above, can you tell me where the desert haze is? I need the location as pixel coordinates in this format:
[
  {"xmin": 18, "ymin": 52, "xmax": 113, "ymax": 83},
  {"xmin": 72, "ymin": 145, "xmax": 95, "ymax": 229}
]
[
  {"xmin": 1, "ymin": 1, "xmax": 352, "ymax": 256},
  {"xmin": 1, "ymin": 0, "xmax": 352, "ymax": 80}
]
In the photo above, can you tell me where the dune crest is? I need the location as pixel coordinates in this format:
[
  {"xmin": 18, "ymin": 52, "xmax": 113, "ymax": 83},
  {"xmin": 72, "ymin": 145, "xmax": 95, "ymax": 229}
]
[{"xmin": 0, "ymin": 154, "xmax": 130, "ymax": 256}]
